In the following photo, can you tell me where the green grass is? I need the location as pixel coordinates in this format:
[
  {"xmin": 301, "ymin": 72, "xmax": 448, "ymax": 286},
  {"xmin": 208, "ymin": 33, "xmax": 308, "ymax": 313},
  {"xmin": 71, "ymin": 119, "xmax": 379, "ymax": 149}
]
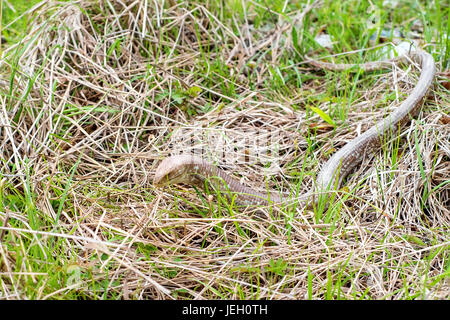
[
  {"xmin": 0, "ymin": 0, "xmax": 448, "ymax": 300},
  {"xmin": 1, "ymin": 0, "xmax": 45, "ymax": 43}
]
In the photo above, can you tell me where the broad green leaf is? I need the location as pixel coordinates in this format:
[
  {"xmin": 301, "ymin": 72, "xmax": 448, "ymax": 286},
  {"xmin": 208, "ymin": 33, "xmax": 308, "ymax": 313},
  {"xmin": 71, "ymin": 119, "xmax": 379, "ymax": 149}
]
[{"xmin": 309, "ymin": 106, "xmax": 335, "ymax": 126}]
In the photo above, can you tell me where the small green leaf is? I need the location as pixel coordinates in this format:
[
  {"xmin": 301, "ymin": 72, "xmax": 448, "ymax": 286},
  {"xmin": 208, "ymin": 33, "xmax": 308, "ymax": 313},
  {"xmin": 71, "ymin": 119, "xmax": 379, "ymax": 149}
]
[
  {"xmin": 309, "ymin": 106, "xmax": 335, "ymax": 126},
  {"xmin": 185, "ymin": 86, "xmax": 202, "ymax": 97},
  {"xmin": 155, "ymin": 92, "xmax": 168, "ymax": 102},
  {"xmin": 172, "ymin": 92, "xmax": 185, "ymax": 104},
  {"xmin": 402, "ymin": 234, "xmax": 426, "ymax": 246},
  {"xmin": 216, "ymin": 102, "xmax": 225, "ymax": 112},
  {"xmin": 266, "ymin": 258, "xmax": 288, "ymax": 276},
  {"xmin": 292, "ymin": 26, "xmax": 301, "ymax": 54}
]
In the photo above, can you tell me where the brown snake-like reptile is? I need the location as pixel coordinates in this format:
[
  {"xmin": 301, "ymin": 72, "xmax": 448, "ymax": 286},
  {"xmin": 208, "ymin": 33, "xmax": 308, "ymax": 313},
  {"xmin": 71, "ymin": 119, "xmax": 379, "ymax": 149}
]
[{"xmin": 153, "ymin": 49, "xmax": 436, "ymax": 208}]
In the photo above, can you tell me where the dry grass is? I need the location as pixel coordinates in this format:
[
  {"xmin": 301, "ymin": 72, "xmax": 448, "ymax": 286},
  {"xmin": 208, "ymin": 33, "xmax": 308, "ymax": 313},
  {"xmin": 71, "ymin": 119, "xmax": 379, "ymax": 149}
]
[{"xmin": 0, "ymin": 0, "xmax": 448, "ymax": 299}]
